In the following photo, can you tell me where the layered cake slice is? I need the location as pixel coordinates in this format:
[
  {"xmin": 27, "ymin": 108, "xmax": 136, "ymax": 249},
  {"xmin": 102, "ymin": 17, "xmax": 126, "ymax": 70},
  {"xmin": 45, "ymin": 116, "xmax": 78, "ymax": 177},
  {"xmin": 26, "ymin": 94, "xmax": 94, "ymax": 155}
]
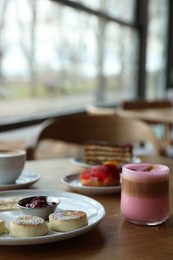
[{"xmin": 84, "ymin": 140, "xmax": 133, "ymax": 165}]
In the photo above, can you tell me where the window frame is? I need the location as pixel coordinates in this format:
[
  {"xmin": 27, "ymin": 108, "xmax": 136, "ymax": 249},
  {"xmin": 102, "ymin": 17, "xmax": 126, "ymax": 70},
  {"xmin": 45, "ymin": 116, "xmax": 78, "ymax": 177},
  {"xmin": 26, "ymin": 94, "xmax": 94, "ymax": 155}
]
[{"xmin": 166, "ymin": 0, "xmax": 173, "ymax": 89}]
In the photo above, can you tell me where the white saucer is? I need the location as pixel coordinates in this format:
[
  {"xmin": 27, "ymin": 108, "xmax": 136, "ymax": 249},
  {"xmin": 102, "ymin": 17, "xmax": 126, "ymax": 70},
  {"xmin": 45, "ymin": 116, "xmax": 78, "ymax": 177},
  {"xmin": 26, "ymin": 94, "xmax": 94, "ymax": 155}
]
[
  {"xmin": 61, "ymin": 173, "xmax": 121, "ymax": 195},
  {"xmin": 70, "ymin": 156, "xmax": 141, "ymax": 168},
  {"xmin": 0, "ymin": 170, "xmax": 40, "ymax": 191}
]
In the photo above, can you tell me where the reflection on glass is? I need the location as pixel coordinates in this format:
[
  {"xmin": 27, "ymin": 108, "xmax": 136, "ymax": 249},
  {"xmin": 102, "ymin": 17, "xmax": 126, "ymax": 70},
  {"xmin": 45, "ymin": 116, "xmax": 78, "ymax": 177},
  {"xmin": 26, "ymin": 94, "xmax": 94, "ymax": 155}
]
[{"xmin": 70, "ymin": 0, "xmax": 136, "ymax": 23}]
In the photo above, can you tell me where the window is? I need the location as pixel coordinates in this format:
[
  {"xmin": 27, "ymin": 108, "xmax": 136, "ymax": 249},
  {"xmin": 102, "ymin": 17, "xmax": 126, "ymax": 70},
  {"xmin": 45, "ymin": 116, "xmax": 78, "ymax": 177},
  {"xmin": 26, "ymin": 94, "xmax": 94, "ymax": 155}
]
[
  {"xmin": 0, "ymin": 0, "xmax": 170, "ymax": 126},
  {"xmin": 146, "ymin": 0, "xmax": 169, "ymax": 99}
]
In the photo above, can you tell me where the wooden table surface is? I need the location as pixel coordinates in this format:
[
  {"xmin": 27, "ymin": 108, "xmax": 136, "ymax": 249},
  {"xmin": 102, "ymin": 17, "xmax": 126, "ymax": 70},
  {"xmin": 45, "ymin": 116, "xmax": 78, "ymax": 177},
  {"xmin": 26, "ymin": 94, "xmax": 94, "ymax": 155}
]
[
  {"xmin": 117, "ymin": 107, "xmax": 173, "ymax": 125},
  {"xmin": 1, "ymin": 155, "xmax": 173, "ymax": 259}
]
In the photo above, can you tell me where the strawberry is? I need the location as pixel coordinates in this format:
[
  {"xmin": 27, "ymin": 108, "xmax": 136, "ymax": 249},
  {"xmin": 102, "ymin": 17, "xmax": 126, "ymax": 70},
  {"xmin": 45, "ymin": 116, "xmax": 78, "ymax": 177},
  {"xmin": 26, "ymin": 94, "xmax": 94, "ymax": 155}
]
[{"xmin": 79, "ymin": 164, "xmax": 120, "ymax": 186}]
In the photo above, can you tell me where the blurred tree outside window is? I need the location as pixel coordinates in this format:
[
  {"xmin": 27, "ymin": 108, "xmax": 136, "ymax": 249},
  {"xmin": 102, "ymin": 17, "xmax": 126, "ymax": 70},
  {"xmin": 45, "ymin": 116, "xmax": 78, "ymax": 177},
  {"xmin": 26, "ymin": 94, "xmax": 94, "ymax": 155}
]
[{"xmin": 0, "ymin": 0, "xmax": 169, "ymax": 121}]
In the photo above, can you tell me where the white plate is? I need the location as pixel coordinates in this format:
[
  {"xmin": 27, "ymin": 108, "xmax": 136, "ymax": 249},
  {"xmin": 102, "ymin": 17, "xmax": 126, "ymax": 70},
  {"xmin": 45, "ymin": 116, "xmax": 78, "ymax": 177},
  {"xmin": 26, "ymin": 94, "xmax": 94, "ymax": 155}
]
[
  {"xmin": 0, "ymin": 170, "xmax": 40, "ymax": 191},
  {"xmin": 61, "ymin": 173, "xmax": 121, "ymax": 195},
  {"xmin": 0, "ymin": 189, "xmax": 105, "ymax": 245},
  {"xmin": 70, "ymin": 156, "xmax": 141, "ymax": 168}
]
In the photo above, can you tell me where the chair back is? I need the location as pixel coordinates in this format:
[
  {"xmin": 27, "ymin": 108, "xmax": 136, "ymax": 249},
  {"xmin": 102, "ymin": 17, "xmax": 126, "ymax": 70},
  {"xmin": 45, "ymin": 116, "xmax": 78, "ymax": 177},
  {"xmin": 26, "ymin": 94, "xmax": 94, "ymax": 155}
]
[{"xmin": 26, "ymin": 113, "xmax": 161, "ymax": 160}]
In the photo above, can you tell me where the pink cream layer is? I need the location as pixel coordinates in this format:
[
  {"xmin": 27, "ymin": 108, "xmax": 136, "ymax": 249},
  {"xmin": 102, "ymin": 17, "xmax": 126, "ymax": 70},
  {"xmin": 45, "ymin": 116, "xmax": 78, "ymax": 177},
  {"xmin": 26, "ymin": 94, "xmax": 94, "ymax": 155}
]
[{"xmin": 120, "ymin": 193, "xmax": 169, "ymax": 222}]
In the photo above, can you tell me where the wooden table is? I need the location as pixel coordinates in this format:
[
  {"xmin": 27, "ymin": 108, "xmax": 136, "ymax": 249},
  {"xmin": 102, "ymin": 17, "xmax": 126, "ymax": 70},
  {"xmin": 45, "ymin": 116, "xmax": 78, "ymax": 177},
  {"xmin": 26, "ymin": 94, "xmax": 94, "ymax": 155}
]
[
  {"xmin": 118, "ymin": 107, "xmax": 173, "ymax": 145},
  {"xmin": 1, "ymin": 155, "xmax": 173, "ymax": 259},
  {"xmin": 117, "ymin": 107, "xmax": 173, "ymax": 125}
]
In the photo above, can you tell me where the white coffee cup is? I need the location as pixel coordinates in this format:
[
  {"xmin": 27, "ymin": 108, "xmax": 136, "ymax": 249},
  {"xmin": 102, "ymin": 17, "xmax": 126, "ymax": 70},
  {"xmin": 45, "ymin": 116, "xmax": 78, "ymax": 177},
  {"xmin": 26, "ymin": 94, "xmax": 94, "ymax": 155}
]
[{"xmin": 0, "ymin": 149, "xmax": 26, "ymax": 184}]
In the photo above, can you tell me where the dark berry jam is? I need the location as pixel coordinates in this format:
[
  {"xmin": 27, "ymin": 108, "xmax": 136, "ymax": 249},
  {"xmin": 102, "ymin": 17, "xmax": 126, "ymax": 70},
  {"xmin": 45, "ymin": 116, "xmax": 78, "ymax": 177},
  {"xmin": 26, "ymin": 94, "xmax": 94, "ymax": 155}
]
[{"xmin": 25, "ymin": 196, "xmax": 56, "ymax": 208}]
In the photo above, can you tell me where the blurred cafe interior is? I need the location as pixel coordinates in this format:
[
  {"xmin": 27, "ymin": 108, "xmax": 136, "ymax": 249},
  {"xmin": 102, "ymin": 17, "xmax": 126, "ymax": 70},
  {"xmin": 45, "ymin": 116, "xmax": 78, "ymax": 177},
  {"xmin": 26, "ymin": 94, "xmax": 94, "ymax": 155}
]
[
  {"xmin": 2, "ymin": 1, "xmax": 173, "ymax": 258},
  {"xmin": 0, "ymin": 0, "xmax": 173, "ymax": 160}
]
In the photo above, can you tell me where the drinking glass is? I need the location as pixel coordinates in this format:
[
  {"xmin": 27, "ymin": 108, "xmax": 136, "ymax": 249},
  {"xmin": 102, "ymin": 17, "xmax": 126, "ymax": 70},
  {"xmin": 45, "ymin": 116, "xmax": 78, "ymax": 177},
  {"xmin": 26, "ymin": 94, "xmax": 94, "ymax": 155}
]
[{"xmin": 120, "ymin": 163, "xmax": 169, "ymax": 226}]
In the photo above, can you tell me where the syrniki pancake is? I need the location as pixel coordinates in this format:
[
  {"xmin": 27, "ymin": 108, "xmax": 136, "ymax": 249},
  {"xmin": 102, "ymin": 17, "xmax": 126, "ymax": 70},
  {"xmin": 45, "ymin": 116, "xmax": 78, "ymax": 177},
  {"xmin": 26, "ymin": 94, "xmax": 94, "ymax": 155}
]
[
  {"xmin": 0, "ymin": 218, "xmax": 6, "ymax": 235},
  {"xmin": 10, "ymin": 215, "xmax": 48, "ymax": 237},
  {"xmin": 49, "ymin": 210, "xmax": 88, "ymax": 232},
  {"xmin": 0, "ymin": 197, "xmax": 19, "ymax": 211}
]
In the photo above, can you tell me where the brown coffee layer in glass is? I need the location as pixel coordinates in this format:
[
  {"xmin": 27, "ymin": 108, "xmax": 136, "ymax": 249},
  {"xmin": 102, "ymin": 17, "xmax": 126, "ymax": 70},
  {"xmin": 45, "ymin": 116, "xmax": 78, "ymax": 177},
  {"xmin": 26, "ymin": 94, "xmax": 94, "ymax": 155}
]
[{"xmin": 122, "ymin": 178, "xmax": 169, "ymax": 197}]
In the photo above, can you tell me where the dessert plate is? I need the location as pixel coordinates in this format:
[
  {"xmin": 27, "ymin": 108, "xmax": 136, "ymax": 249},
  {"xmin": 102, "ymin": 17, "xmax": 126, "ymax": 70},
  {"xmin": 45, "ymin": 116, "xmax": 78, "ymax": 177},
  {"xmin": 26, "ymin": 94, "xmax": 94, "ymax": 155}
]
[
  {"xmin": 0, "ymin": 189, "xmax": 105, "ymax": 245},
  {"xmin": 61, "ymin": 173, "xmax": 121, "ymax": 195},
  {"xmin": 0, "ymin": 170, "xmax": 40, "ymax": 191},
  {"xmin": 70, "ymin": 156, "xmax": 141, "ymax": 168}
]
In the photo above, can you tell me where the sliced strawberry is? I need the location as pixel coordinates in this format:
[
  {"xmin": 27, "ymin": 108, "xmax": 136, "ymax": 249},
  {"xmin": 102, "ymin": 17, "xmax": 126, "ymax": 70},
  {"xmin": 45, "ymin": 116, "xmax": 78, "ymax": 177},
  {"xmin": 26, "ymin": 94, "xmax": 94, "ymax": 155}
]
[{"xmin": 79, "ymin": 164, "xmax": 120, "ymax": 186}]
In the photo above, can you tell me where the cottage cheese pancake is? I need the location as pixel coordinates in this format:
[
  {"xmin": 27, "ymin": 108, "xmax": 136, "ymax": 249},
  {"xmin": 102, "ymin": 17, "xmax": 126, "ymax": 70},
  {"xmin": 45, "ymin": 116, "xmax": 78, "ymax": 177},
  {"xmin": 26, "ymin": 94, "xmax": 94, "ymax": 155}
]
[
  {"xmin": 0, "ymin": 197, "xmax": 19, "ymax": 211},
  {"xmin": 49, "ymin": 210, "xmax": 88, "ymax": 232},
  {"xmin": 10, "ymin": 215, "xmax": 48, "ymax": 237},
  {"xmin": 0, "ymin": 218, "xmax": 6, "ymax": 235}
]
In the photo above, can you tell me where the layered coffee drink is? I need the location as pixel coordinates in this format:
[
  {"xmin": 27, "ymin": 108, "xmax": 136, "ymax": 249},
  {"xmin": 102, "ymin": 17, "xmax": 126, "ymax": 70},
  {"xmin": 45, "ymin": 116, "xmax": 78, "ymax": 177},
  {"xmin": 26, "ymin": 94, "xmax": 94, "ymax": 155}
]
[{"xmin": 120, "ymin": 163, "xmax": 169, "ymax": 225}]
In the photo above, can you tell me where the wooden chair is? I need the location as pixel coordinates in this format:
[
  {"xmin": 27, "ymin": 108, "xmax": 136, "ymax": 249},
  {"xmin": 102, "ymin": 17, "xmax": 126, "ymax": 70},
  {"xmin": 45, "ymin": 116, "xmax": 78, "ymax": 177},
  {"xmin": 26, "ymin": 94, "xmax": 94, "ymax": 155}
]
[
  {"xmin": 121, "ymin": 99, "xmax": 172, "ymax": 110},
  {"xmin": 26, "ymin": 113, "xmax": 162, "ymax": 160}
]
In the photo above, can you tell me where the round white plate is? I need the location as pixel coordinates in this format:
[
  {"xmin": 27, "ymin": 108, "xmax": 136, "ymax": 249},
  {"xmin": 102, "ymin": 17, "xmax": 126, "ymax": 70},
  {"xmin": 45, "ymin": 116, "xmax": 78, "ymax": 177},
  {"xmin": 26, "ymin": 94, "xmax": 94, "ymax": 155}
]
[
  {"xmin": 70, "ymin": 156, "xmax": 141, "ymax": 168},
  {"xmin": 61, "ymin": 173, "xmax": 121, "ymax": 195},
  {"xmin": 0, "ymin": 189, "xmax": 105, "ymax": 245},
  {"xmin": 0, "ymin": 170, "xmax": 40, "ymax": 191}
]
